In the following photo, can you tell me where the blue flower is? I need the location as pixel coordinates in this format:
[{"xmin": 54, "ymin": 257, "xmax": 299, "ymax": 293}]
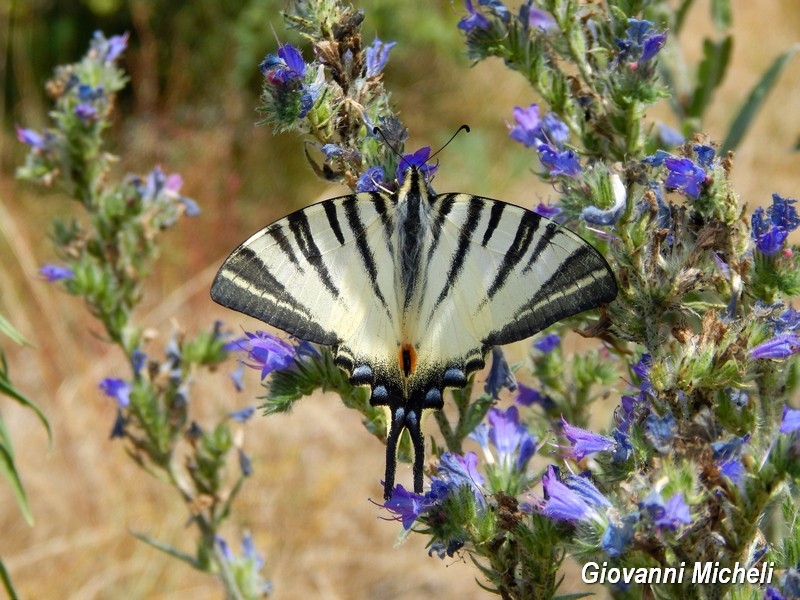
[
  {"xmin": 601, "ymin": 513, "xmax": 637, "ymax": 557},
  {"xmin": 509, "ymin": 104, "xmax": 569, "ymax": 148},
  {"xmin": 644, "ymin": 412, "xmax": 676, "ymax": 453},
  {"xmin": 229, "ymin": 331, "xmax": 296, "ymax": 379},
  {"xmin": 356, "ymin": 166, "xmax": 386, "ymax": 192},
  {"xmin": 710, "ymin": 434, "xmax": 750, "ymax": 461},
  {"xmin": 693, "ymin": 144, "xmax": 716, "ymax": 169},
  {"xmin": 16, "ymin": 126, "xmax": 47, "ymax": 150},
  {"xmin": 521, "ymin": 5, "xmax": 556, "ymax": 31},
  {"xmin": 458, "ymin": 0, "xmax": 491, "ymax": 31},
  {"xmin": 381, "ymin": 484, "xmax": 432, "ymax": 529},
  {"xmin": 229, "ymin": 406, "xmax": 256, "ymax": 423},
  {"xmin": 515, "ymin": 383, "xmax": 555, "ymax": 409},
  {"xmin": 640, "ymin": 491, "xmax": 691, "ymax": 531},
  {"xmin": 39, "ymin": 264, "xmax": 74, "ymax": 282},
  {"xmin": 534, "ymin": 333, "xmax": 560, "ymax": 353},
  {"xmin": 560, "ymin": 417, "xmax": 616, "ymax": 460},
  {"xmin": 484, "ymin": 347, "xmax": 517, "ymax": 399},
  {"xmin": 99, "ymin": 378, "xmax": 131, "ymax": 408},
  {"xmin": 75, "ymin": 103, "xmax": 98, "ymax": 122},
  {"xmin": 397, "ymin": 147, "xmax": 437, "ymax": 184},
  {"xmin": 616, "ymin": 19, "xmax": 667, "ymax": 65},
  {"xmin": 509, "ymin": 104, "xmax": 543, "ymax": 147},
  {"xmin": 752, "ymin": 194, "xmax": 800, "ymax": 255},
  {"xmin": 230, "ymin": 363, "xmax": 244, "ymax": 391},
  {"xmin": 657, "ymin": 123, "xmax": 684, "ymax": 147},
  {"xmin": 751, "ymin": 333, "xmax": 800, "ymax": 360},
  {"xmin": 533, "ymin": 202, "xmax": 561, "ymax": 219},
  {"xmin": 779, "ymin": 405, "xmax": 800, "ymax": 434},
  {"xmin": 540, "ymin": 465, "xmax": 609, "ymax": 524},
  {"xmin": 260, "ymin": 44, "xmax": 306, "ymax": 84},
  {"xmin": 720, "ymin": 459, "xmax": 745, "ymax": 487},
  {"xmin": 131, "ymin": 349, "xmax": 147, "ymax": 376},
  {"xmin": 92, "ymin": 31, "xmax": 129, "ymax": 63},
  {"xmin": 365, "ymin": 37, "xmax": 396, "ymax": 78},
  {"xmin": 764, "ymin": 586, "xmax": 786, "ymax": 600},
  {"xmin": 537, "ymin": 143, "xmax": 581, "ymax": 177},
  {"xmin": 487, "ymin": 406, "xmax": 537, "ymax": 472},
  {"xmin": 664, "ymin": 156, "xmax": 706, "ymax": 199},
  {"xmin": 582, "ymin": 173, "xmax": 627, "ymax": 226}
]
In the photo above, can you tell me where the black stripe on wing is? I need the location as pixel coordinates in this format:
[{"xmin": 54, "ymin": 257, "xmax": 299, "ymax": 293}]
[
  {"xmin": 484, "ymin": 243, "xmax": 617, "ymax": 346},
  {"xmin": 211, "ymin": 246, "xmax": 341, "ymax": 345},
  {"xmin": 287, "ymin": 211, "xmax": 340, "ymax": 298}
]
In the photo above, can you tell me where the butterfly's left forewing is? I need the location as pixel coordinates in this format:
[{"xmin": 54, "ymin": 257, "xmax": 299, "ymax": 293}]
[{"xmin": 211, "ymin": 192, "xmax": 401, "ymax": 366}]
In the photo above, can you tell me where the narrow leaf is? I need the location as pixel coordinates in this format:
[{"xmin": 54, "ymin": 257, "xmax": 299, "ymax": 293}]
[
  {"xmin": 0, "ymin": 439, "xmax": 34, "ymax": 525},
  {"xmin": 687, "ymin": 36, "xmax": 733, "ymax": 119},
  {"xmin": 0, "ymin": 315, "xmax": 29, "ymax": 346},
  {"xmin": 673, "ymin": 0, "xmax": 696, "ymax": 35},
  {"xmin": 0, "ymin": 559, "xmax": 21, "ymax": 600},
  {"xmin": 711, "ymin": 0, "xmax": 732, "ymax": 30},
  {"xmin": 722, "ymin": 45, "xmax": 800, "ymax": 153},
  {"xmin": 131, "ymin": 530, "xmax": 204, "ymax": 569},
  {"xmin": 0, "ymin": 355, "xmax": 52, "ymax": 446}
]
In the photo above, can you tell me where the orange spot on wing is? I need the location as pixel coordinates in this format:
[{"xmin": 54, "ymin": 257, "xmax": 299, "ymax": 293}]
[{"xmin": 398, "ymin": 343, "xmax": 417, "ymax": 378}]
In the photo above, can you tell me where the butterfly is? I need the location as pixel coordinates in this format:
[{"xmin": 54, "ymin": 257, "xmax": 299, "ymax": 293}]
[{"xmin": 211, "ymin": 164, "xmax": 617, "ymax": 500}]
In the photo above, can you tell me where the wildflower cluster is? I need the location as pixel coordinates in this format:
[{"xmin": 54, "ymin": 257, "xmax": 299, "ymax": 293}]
[
  {"xmin": 17, "ymin": 33, "xmax": 270, "ymax": 598},
  {"xmin": 247, "ymin": 1, "xmax": 800, "ymax": 599},
  {"xmin": 258, "ymin": 0, "xmax": 416, "ymax": 193}
]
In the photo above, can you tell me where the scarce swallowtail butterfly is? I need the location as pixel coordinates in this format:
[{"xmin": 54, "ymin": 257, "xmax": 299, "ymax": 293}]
[{"xmin": 211, "ymin": 164, "xmax": 617, "ymax": 500}]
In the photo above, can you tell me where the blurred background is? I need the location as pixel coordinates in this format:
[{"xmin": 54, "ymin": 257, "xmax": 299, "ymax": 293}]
[{"xmin": 1, "ymin": 1, "xmax": 799, "ymax": 598}]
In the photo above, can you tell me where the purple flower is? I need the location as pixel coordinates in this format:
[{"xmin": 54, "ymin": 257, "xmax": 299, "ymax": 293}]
[
  {"xmin": 764, "ymin": 587, "xmax": 786, "ymax": 600},
  {"xmin": 260, "ymin": 44, "xmax": 306, "ymax": 84},
  {"xmin": 539, "ymin": 465, "xmax": 609, "ymax": 524},
  {"xmin": 560, "ymin": 417, "xmax": 616, "ymax": 461},
  {"xmin": 131, "ymin": 349, "xmax": 147, "ymax": 376},
  {"xmin": 751, "ymin": 333, "xmax": 800, "ymax": 360},
  {"xmin": 229, "ymin": 331, "xmax": 296, "ymax": 379},
  {"xmin": 39, "ymin": 264, "xmax": 74, "ymax": 282},
  {"xmin": 752, "ymin": 194, "xmax": 800, "ymax": 255},
  {"xmin": 693, "ymin": 144, "xmax": 716, "ymax": 169},
  {"xmin": 458, "ymin": 0, "xmax": 491, "ymax": 31},
  {"xmin": 92, "ymin": 30, "xmax": 128, "ymax": 63},
  {"xmin": 534, "ymin": 333, "xmax": 560, "ymax": 353},
  {"xmin": 779, "ymin": 405, "xmax": 800, "ymax": 434},
  {"xmin": 16, "ymin": 126, "xmax": 47, "ymax": 150},
  {"xmin": 720, "ymin": 458, "xmax": 745, "ymax": 487},
  {"xmin": 484, "ymin": 347, "xmax": 517, "ymax": 399},
  {"xmin": 515, "ymin": 383, "xmax": 554, "ymax": 409},
  {"xmin": 356, "ymin": 166, "xmax": 386, "ymax": 192},
  {"xmin": 437, "ymin": 451, "xmax": 485, "ymax": 489},
  {"xmin": 533, "ymin": 202, "xmax": 561, "ymax": 219},
  {"xmin": 99, "ymin": 378, "xmax": 131, "ymax": 408},
  {"xmin": 522, "ymin": 6, "xmax": 556, "ymax": 31},
  {"xmin": 397, "ymin": 147, "xmax": 437, "ymax": 184},
  {"xmin": 640, "ymin": 491, "xmax": 691, "ymax": 531},
  {"xmin": 75, "ymin": 103, "xmax": 98, "ymax": 122},
  {"xmin": 509, "ymin": 105, "xmax": 569, "ymax": 148},
  {"xmin": 664, "ymin": 156, "xmax": 706, "ymax": 199},
  {"xmin": 229, "ymin": 406, "xmax": 256, "ymax": 423},
  {"xmin": 616, "ymin": 19, "xmax": 667, "ymax": 65},
  {"xmin": 537, "ymin": 143, "xmax": 581, "ymax": 177},
  {"xmin": 365, "ymin": 37, "xmax": 396, "ymax": 78},
  {"xmin": 711, "ymin": 434, "xmax": 750, "ymax": 461},
  {"xmin": 773, "ymin": 307, "xmax": 800, "ymax": 333},
  {"xmin": 487, "ymin": 406, "xmax": 537, "ymax": 471},
  {"xmin": 381, "ymin": 484, "xmax": 432, "ymax": 529},
  {"xmin": 509, "ymin": 104, "xmax": 543, "ymax": 147},
  {"xmin": 230, "ymin": 363, "xmax": 244, "ymax": 392}
]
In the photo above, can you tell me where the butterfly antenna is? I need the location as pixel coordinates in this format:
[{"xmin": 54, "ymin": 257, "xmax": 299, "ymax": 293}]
[{"xmin": 429, "ymin": 124, "xmax": 470, "ymax": 162}]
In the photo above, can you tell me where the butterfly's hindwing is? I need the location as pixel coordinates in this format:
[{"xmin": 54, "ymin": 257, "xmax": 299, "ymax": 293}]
[{"xmin": 211, "ymin": 165, "xmax": 618, "ymax": 499}]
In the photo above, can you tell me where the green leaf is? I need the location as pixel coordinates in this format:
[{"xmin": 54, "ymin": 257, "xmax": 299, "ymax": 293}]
[
  {"xmin": 673, "ymin": 0, "xmax": 696, "ymax": 35},
  {"xmin": 0, "ymin": 559, "xmax": 21, "ymax": 600},
  {"xmin": 0, "ymin": 432, "xmax": 33, "ymax": 525},
  {"xmin": 711, "ymin": 0, "xmax": 732, "ymax": 30},
  {"xmin": 0, "ymin": 314, "xmax": 30, "ymax": 346},
  {"xmin": 131, "ymin": 530, "xmax": 204, "ymax": 570},
  {"xmin": 0, "ymin": 354, "xmax": 52, "ymax": 447},
  {"xmin": 687, "ymin": 36, "xmax": 733, "ymax": 119},
  {"xmin": 722, "ymin": 44, "xmax": 800, "ymax": 153}
]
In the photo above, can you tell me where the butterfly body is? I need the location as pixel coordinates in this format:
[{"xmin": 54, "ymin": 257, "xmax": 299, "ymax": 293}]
[{"xmin": 211, "ymin": 165, "xmax": 617, "ymax": 499}]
